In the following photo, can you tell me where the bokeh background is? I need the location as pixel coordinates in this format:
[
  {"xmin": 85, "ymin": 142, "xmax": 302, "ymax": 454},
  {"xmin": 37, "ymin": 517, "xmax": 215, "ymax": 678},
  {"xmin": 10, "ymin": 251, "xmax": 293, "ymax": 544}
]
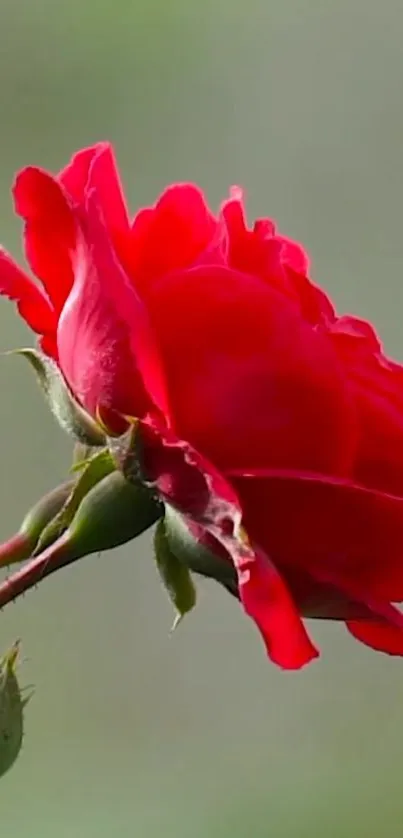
[{"xmin": 0, "ymin": 1, "xmax": 402, "ymax": 835}]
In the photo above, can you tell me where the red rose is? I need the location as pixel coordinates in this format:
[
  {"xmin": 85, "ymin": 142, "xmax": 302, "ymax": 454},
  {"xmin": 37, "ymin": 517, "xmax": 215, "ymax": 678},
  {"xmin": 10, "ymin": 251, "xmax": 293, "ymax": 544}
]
[{"xmin": 2, "ymin": 141, "xmax": 403, "ymax": 669}]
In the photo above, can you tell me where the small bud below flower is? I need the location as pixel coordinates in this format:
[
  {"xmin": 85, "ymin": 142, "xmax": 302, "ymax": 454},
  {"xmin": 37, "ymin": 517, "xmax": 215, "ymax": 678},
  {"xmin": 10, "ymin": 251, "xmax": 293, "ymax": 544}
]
[
  {"xmin": 0, "ymin": 479, "xmax": 74, "ymax": 568},
  {"xmin": 0, "ymin": 472, "xmax": 163, "ymax": 609},
  {"xmin": 0, "ymin": 641, "xmax": 33, "ymax": 779},
  {"xmin": 65, "ymin": 470, "xmax": 162, "ymax": 557},
  {"xmin": 34, "ymin": 449, "xmax": 116, "ymax": 555}
]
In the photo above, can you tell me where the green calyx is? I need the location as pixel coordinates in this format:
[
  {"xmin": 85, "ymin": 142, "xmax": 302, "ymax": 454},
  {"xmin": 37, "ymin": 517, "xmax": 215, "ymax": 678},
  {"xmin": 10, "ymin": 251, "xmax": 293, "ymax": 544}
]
[
  {"xmin": 12, "ymin": 348, "xmax": 106, "ymax": 446},
  {"xmin": 164, "ymin": 506, "xmax": 238, "ymax": 597},
  {"xmin": 154, "ymin": 518, "xmax": 197, "ymax": 630}
]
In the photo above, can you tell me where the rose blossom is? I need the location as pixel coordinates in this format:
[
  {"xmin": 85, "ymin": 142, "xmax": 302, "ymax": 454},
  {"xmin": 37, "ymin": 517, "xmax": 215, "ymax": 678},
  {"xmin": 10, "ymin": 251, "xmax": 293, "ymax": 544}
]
[{"xmin": 2, "ymin": 142, "xmax": 403, "ymax": 668}]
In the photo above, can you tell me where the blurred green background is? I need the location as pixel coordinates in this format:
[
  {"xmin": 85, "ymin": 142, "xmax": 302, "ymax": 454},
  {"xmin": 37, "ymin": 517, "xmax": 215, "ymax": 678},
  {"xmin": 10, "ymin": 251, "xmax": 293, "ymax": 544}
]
[{"xmin": 0, "ymin": 0, "xmax": 402, "ymax": 835}]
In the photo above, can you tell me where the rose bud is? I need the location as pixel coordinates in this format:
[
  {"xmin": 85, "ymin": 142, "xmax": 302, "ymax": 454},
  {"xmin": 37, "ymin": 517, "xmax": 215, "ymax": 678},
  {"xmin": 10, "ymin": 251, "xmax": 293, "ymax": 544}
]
[
  {"xmin": 0, "ymin": 471, "xmax": 162, "ymax": 608},
  {"xmin": 0, "ymin": 479, "xmax": 74, "ymax": 568},
  {"xmin": 0, "ymin": 641, "xmax": 33, "ymax": 779}
]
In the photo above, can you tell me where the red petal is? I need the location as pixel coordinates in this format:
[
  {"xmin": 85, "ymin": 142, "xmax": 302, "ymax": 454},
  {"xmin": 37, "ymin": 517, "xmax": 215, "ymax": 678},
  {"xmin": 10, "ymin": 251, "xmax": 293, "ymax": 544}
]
[
  {"xmin": 146, "ymin": 264, "xmax": 356, "ymax": 475},
  {"xmin": 274, "ymin": 234, "xmax": 310, "ymax": 275},
  {"xmin": 329, "ymin": 317, "xmax": 403, "ymax": 496},
  {"xmin": 286, "ymin": 267, "xmax": 335, "ymax": 326},
  {"xmin": 235, "ymin": 544, "xmax": 319, "ymax": 668},
  {"xmin": 230, "ymin": 470, "xmax": 403, "ymax": 604},
  {"xmin": 0, "ymin": 247, "xmax": 56, "ymax": 340},
  {"xmin": 13, "ymin": 167, "xmax": 75, "ymax": 312},
  {"xmin": 347, "ymin": 619, "xmax": 403, "ymax": 656},
  {"xmin": 60, "ymin": 142, "xmax": 130, "ymax": 243},
  {"xmin": 129, "ymin": 184, "xmax": 217, "ymax": 293},
  {"xmin": 58, "ymin": 145, "xmax": 99, "ymax": 199},
  {"xmin": 140, "ymin": 422, "xmax": 318, "ymax": 669},
  {"xmin": 221, "ymin": 189, "xmax": 294, "ymax": 299},
  {"xmin": 57, "ymin": 189, "xmax": 169, "ymax": 425},
  {"xmin": 221, "ymin": 189, "xmax": 335, "ymax": 327}
]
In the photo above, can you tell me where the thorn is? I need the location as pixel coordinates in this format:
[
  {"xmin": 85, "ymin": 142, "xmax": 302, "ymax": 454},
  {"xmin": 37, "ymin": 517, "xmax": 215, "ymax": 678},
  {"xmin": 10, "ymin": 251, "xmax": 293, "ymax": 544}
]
[{"xmin": 170, "ymin": 612, "xmax": 183, "ymax": 634}]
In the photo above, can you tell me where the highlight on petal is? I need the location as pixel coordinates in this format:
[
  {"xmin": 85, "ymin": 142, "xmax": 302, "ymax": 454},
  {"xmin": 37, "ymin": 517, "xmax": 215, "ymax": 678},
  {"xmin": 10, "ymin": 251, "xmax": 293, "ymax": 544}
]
[
  {"xmin": 0, "ymin": 247, "xmax": 56, "ymax": 340},
  {"xmin": 60, "ymin": 142, "xmax": 130, "ymax": 243},
  {"xmin": 58, "ymin": 145, "xmax": 98, "ymax": 199},
  {"xmin": 13, "ymin": 167, "xmax": 76, "ymax": 312},
  {"xmin": 274, "ymin": 234, "xmax": 310, "ymax": 275},
  {"xmin": 136, "ymin": 422, "xmax": 318, "ymax": 669},
  {"xmin": 57, "ymin": 188, "xmax": 170, "ymax": 427}
]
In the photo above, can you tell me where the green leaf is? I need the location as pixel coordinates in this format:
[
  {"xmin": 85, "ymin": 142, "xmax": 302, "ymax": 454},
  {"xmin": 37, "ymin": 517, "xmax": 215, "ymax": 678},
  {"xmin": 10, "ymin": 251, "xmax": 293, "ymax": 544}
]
[
  {"xmin": 35, "ymin": 449, "xmax": 116, "ymax": 554},
  {"xmin": 12, "ymin": 348, "xmax": 106, "ymax": 446},
  {"xmin": 0, "ymin": 642, "xmax": 33, "ymax": 779},
  {"xmin": 154, "ymin": 518, "xmax": 197, "ymax": 630}
]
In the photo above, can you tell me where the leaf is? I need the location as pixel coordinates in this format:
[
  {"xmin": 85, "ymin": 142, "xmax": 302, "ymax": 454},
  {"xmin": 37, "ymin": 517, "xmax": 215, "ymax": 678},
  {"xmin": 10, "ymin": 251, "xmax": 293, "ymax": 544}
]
[
  {"xmin": 35, "ymin": 449, "xmax": 116, "ymax": 553},
  {"xmin": 154, "ymin": 518, "xmax": 197, "ymax": 629},
  {"xmin": 0, "ymin": 641, "xmax": 33, "ymax": 779},
  {"xmin": 11, "ymin": 348, "xmax": 106, "ymax": 446}
]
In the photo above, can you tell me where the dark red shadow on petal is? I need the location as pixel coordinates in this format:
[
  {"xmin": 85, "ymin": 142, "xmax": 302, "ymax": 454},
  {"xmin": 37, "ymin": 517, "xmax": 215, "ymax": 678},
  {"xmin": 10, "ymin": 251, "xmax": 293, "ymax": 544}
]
[
  {"xmin": 139, "ymin": 422, "xmax": 318, "ymax": 669},
  {"xmin": 146, "ymin": 263, "xmax": 356, "ymax": 476},
  {"xmin": 230, "ymin": 469, "xmax": 403, "ymax": 604}
]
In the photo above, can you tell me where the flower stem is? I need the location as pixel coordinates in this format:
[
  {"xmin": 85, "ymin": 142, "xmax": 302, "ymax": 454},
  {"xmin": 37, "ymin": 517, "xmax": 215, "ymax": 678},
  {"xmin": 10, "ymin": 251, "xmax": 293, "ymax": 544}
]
[
  {"xmin": 0, "ymin": 533, "xmax": 80, "ymax": 609},
  {"xmin": 0, "ymin": 534, "xmax": 32, "ymax": 569}
]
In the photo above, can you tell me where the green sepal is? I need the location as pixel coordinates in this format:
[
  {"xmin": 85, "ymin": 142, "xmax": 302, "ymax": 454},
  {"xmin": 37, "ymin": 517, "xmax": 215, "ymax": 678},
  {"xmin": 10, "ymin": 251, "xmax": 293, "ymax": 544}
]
[
  {"xmin": 12, "ymin": 348, "xmax": 106, "ymax": 446},
  {"xmin": 154, "ymin": 518, "xmax": 197, "ymax": 630},
  {"xmin": 164, "ymin": 506, "xmax": 238, "ymax": 597},
  {"xmin": 0, "ymin": 642, "xmax": 33, "ymax": 779},
  {"xmin": 108, "ymin": 422, "xmax": 142, "ymax": 482},
  {"xmin": 35, "ymin": 449, "xmax": 116, "ymax": 554}
]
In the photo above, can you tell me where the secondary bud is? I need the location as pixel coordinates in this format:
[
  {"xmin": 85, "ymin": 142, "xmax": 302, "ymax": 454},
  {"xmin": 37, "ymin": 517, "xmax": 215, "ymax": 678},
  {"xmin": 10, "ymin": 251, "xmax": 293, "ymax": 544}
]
[
  {"xmin": 66, "ymin": 470, "xmax": 162, "ymax": 556},
  {"xmin": 0, "ymin": 480, "xmax": 74, "ymax": 568},
  {"xmin": 0, "ymin": 471, "xmax": 162, "ymax": 608},
  {"xmin": 0, "ymin": 641, "xmax": 33, "ymax": 778}
]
